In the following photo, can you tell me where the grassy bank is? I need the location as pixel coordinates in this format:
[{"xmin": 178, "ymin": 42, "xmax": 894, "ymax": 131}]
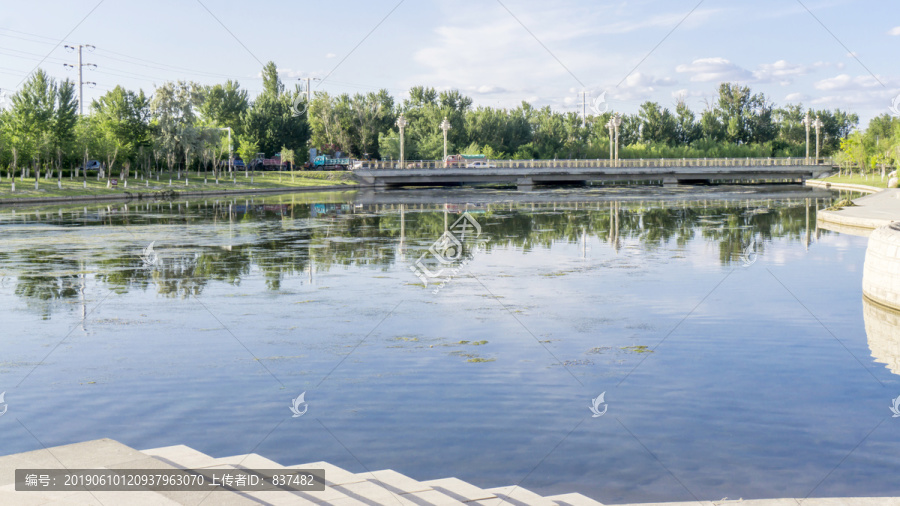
[
  {"xmin": 0, "ymin": 170, "xmax": 357, "ymax": 200},
  {"xmin": 822, "ymin": 173, "xmax": 891, "ymax": 189}
]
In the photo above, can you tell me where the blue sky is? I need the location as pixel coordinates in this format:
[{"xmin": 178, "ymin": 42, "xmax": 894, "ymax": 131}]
[{"xmin": 0, "ymin": 0, "xmax": 897, "ymax": 127}]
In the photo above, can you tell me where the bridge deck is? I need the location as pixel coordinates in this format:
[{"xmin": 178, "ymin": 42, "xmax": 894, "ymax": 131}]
[{"xmin": 354, "ymin": 164, "xmax": 829, "ymax": 188}]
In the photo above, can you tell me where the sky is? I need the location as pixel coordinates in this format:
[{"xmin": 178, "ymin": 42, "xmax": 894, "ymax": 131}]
[{"xmin": 0, "ymin": 0, "xmax": 898, "ymax": 128}]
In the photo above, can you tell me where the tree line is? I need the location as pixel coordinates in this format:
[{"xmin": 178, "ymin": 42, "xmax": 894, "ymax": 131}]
[{"xmin": 0, "ymin": 60, "xmax": 871, "ymax": 183}]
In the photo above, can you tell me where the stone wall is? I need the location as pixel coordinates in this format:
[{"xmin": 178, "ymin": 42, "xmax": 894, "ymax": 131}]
[{"xmin": 863, "ymin": 222, "xmax": 900, "ymax": 310}]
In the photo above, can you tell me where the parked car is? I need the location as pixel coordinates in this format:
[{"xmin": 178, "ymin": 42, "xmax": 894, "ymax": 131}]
[
  {"xmin": 77, "ymin": 160, "xmax": 102, "ymax": 171},
  {"xmin": 466, "ymin": 161, "xmax": 497, "ymax": 168},
  {"xmin": 233, "ymin": 158, "xmax": 245, "ymax": 168}
]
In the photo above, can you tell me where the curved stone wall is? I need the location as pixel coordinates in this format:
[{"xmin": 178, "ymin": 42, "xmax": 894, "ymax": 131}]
[{"xmin": 863, "ymin": 222, "xmax": 900, "ymax": 310}]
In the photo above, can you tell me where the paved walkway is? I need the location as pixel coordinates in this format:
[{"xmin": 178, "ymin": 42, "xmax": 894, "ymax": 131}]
[
  {"xmin": 1, "ymin": 439, "xmax": 898, "ymax": 505},
  {"xmin": 816, "ymin": 189, "xmax": 900, "ymax": 235}
]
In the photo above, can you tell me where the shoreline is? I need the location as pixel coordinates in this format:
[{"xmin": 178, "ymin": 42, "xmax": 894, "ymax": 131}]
[
  {"xmin": 804, "ymin": 179, "xmax": 882, "ymax": 194},
  {"xmin": 0, "ymin": 183, "xmax": 358, "ymax": 206}
]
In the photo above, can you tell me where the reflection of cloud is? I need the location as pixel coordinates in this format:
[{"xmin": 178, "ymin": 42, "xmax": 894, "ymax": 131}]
[{"xmin": 864, "ymin": 297, "xmax": 900, "ymax": 376}]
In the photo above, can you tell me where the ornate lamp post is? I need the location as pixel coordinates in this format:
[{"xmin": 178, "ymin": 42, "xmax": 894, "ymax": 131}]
[
  {"xmin": 610, "ymin": 113, "xmax": 623, "ymax": 167},
  {"xmin": 440, "ymin": 117, "xmax": 451, "ymax": 167},
  {"xmin": 606, "ymin": 117, "xmax": 615, "ymax": 164},
  {"xmin": 812, "ymin": 116, "xmax": 824, "ymax": 164},
  {"xmin": 801, "ymin": 110, "xmax": 811, "ymax": 164},
  {"xmin": 396, "ymin": 114, "xmax": 408, "ymax": 169}
]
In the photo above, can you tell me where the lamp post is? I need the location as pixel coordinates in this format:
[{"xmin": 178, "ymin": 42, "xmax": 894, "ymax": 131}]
[
  {"xmin": 812, "ymin": 116, "xmax": 823, "ymax": 164},
  {"xmin": 397, "ymin": 114, "xmax": 408, "ymax": 169},
  {"xmin": 801, "ymin": 110, "xmax": 811, "ymax": 164},
  {"xmin": 606, "ymin": 117, "xmax": 614, "ymax": 164},
  {"xmin": 608, "ymin": 113, "xmax": 622, "ymax": 167},
  {"xmin": 440, "ymin": 117, "xmax": 451, "ymax": 167}
]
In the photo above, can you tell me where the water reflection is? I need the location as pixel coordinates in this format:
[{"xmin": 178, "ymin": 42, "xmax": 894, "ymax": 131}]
[
  {"xmin": 0, "ymin": 187, "xmax": 836, "ymax": 315},
  {"xmin": 864, "ymin": 296, "xmax": 900, "ymax": 375}
]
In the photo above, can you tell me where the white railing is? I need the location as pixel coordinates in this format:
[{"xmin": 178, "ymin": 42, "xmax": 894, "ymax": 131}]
[{"xmin": 354, "ymin": 157, "xmax": 833, "ymax": 170}]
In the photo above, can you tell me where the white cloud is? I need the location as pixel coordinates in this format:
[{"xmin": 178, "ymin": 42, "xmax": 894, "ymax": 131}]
[
  {"xmin": 675, "ymin": 57, "xmax": 753, "ymax": 83},
  {"xmin": 813, "ymin": 73, "xmax": 885, "ymax": 91},
  {"xmin": 473, "ymin": 85, "xmax": 507, "ymax": 94},
  {"xmin": 752, "ymin": 60, "xmax": 809, "ymax": 84},
  {"xmin": 593, "ymin": 8, "xmax": 720, "ymax": 34},
  {"xmin": 325, "ymin": 53, "xmax": 336, "ymax": 59},
  {"xmin": 889, "ymin": 26, "xmax": 900, "ymax": 36},
  {"xmin": 619, "ymin": 72, "xmax": 675, "ymax": 90},
  {"xmin": 784, "ymin": 92, "xmax": 808, "ymax": 102}
]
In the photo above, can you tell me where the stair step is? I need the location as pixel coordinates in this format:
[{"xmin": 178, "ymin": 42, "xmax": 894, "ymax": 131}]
[
  {"xmin": 422, "ymin": 477, "xmax": 498, "ymax": 502},
  {"xmin": 483, "ymin": 485, "xmax": 559, "ymax": 506},
  {"xmin": 545, "ymin": 492, "xmax": 605, "ymax": 505},
  {"xmin": 203, "ymin": 453, "xmax": 284, "ymax": 469},
  {"xmin": 365, "ymin": 469, "xmax": 432, "ymax": 494},
  {"xmin": 141, "ymin": 444, "xmax": 216, "ymax": 469},
  {"xmin": 290, "ymin": 461, "xmax": 366, "ymax": 486}
]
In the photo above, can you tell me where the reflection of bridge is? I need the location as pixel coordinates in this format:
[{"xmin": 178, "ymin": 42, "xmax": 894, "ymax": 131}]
[{"xmin": 354, "ymin": 157, "xmax": 833, "ymax": 190}]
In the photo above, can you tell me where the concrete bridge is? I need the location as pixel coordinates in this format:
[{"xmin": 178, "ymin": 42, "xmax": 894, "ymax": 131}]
[{"xmin": 353, "ymin": 157, "xmax": 833, "ymax": 190}]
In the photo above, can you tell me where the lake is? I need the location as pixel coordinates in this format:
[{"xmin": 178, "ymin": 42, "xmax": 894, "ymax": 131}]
[{"xmin": 0, "ymin": 185, "xmax": 897, "ymax": 504}]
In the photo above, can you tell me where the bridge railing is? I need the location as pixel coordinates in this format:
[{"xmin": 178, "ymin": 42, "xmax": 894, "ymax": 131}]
[{"xmin": 355, "ymin": 157, "xmax": 833, "ymax": 170}]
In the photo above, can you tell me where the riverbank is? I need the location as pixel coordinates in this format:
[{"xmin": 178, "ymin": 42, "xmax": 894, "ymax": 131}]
[{"xmin": 0, "ymin": 171, "xmax": 357, "ymax": 205}]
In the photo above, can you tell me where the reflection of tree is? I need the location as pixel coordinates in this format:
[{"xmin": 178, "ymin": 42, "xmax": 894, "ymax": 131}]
[
  {"xmin": 12, "ymin": 249, "xmax": 81, "ymax": 318},
  {"xmin": 2, "ymin": 196, "xmax": 825, "ymax": 309}
]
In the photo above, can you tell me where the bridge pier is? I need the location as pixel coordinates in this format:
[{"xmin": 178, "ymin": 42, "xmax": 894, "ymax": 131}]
[
  {"xmin": 662, "ymin": 176, "xmax": 679, "ymax": 186},
  {"xmin": 517, "ymin": 177, "xmax": 534, "ymax": 191}
]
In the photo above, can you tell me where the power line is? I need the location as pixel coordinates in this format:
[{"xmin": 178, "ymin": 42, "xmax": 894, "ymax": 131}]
[{"xmin": 16, "ymin": 0, "xmax": 105, "ymax": 88}]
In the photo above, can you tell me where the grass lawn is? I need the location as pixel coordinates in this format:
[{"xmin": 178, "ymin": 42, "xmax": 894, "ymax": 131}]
[
  {"xmin": 0, "ymin": 170, "xmax": 357, "ymax": 200},
  {"xmin": 821, "ymin": 173, "xmax": 893, "ymax": 189}
]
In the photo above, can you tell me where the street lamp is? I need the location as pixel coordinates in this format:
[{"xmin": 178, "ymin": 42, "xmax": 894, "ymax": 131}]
[
  {"xmin": 396, "ymin": 114, "xmax": 408, "ymax": 169},
  {"xmin": 812, "ymin": 116, "xmax": 824, "ymax": 164},
  {"xmin": 801, "ymin": 110, "xmax": 811, "ymax": 164},
  {"xmin": 606, "ymin": 113, "xmax": 623, "ymax": 167},
  {"xmin": 440, "ymin": 117, "xmax": 451, "ymax": 167},
  {"xmin": 606, "ymin": 117, "xmax": 614, "ymax": 164}
]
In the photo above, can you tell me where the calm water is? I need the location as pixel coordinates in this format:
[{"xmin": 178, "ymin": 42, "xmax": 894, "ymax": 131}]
[{"xmin": 0, "ymin": 186, "xmax": 897, "ymax": 503}]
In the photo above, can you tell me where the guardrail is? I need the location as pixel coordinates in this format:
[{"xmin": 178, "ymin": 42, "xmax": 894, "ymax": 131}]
[{"xmin": 354, "ymin": 157, "xmax": 833, "ymax": 170}]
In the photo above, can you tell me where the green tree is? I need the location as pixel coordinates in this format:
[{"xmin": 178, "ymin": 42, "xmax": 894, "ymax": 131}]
[
  {"xmin": 150, "ymin": 80, "xmax": 201, "ymax": 178},
  {"xmin": 198, "ymin": 80, "xmax": 249, "ymax": 131}
]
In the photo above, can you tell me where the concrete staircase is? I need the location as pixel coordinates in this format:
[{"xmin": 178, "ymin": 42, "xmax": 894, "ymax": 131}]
[
  {"xmin": 2, "ymin": 439, "xmax": 898, "ymax": 505},
  {"xmin": 0, "ymin": 438, "xmax": 603, "ymax": 505}
]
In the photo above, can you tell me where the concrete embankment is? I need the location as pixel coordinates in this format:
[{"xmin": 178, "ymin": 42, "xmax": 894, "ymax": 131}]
[{"xmin": 863, "ymin": 222, "xmax": 900, "ymax": 313}]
